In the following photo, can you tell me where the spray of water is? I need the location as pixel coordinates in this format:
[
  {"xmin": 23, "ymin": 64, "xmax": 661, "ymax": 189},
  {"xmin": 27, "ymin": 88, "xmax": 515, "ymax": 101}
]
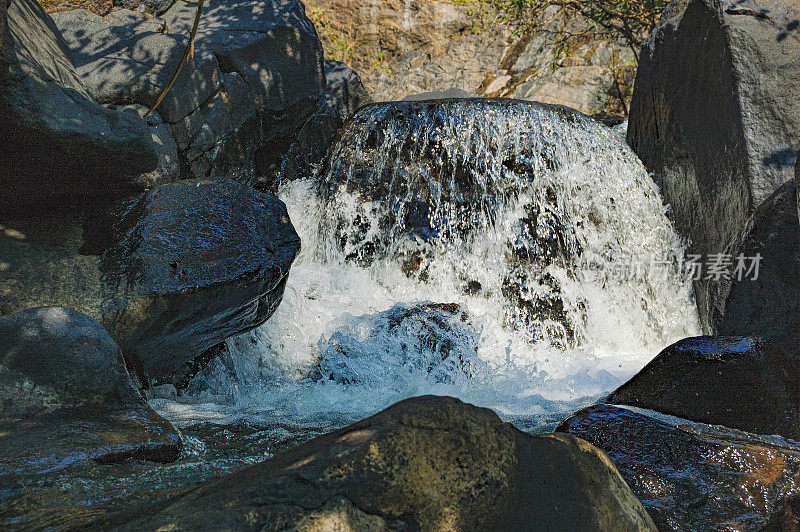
[{"xmin": 156, "ymin": 99, "xmax": 699, "ymax": 428}]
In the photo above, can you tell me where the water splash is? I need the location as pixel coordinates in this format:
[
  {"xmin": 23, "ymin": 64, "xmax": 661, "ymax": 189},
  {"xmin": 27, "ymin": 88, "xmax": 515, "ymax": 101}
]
[{"xmin": 160, "ymin": 99, "xmax": 699, "ymax": 426}]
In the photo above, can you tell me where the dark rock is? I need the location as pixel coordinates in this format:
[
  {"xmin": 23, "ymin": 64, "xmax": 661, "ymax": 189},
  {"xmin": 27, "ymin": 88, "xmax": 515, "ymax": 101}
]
[
  {"xmin": 706, "ymin": 181, "xmax": 800, "ymax": 356},
  {"xmin": 276, "ymin": 59, "xmax": 372, "ymax": 184},
  {"xmin": 557, "ymin": 404, "xmax": 800, "ymax": 531},
  {"xmin": 626, "ymin": 0, "xmax": 800, "ymax": 332},
  {"xmin": 54, "ymin": 8, "xmax": 223, "ymax": 124},
  {"xmin": 0, "ymin": 0, "xmax": 157, "ymax": 212},
  {"xmin": 311, "ymin": 302, "xmax": 480, "ymax": 385},
  {"xmin": 106, "ymin": 396, "xmax": 655, "ymax": 531},
  {"xmin": 0, "ymin": 180, "xmax": 301, "ymax": 387},
  {"xmin": 0, "ymin": 306, "xmax": 181, "ymax": 471},
  {"xmin": 607, "ymin": 336, "xmax": 799, "ymax": 439}
]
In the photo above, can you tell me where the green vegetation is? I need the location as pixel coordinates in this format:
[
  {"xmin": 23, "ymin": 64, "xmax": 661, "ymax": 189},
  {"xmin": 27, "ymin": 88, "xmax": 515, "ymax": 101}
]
[{"xmin": 485, "ymin": 0, "xmax": 668, "ymax": 60}]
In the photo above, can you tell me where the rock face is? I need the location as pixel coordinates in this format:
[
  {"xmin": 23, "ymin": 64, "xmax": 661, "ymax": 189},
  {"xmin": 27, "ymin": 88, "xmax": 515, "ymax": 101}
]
[
  {"xmin": 305, "ymin": 0, "xmax": 634, "ymax": 115},
  {"xmin": 558, "ymin": 404, "xmax": 800, "ymax": 531},
  {"xmin": 272, "ymin": 59, "xmax": 372, "ymax": 185},
  {"xmin": 54, "ymin": 0, "xmax": 328, "ymax": 185},
  {"xmin": 109, "ymin": 396, "xmax": 655, "ymax": 531},
  {"xmin": 708, "ymin": 181, "xmax": 800, "ymax": 356},
  {"xmin": 0, "ymin": 0, "xmax": 157, "ymax": 212},
  {"xmin": 627, "ymin": 0, "xmax": 800, "ymax": 333},
  {"xmin": 0, "ymin": 180, "xmax": 301, "ymax": 387},
  {"xmin": 0, "ymin": 307, "xmax": 182, "ymax": 470},
  {"xmin": 607, "ymin": 336, "xmax": 799, "ymax": 439}
]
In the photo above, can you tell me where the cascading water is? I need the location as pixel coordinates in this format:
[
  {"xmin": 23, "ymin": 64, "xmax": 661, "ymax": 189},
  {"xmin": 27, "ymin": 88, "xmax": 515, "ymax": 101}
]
[{"xmin": 154, "ymin": 99, "xmax": 699, "ymax": 432}]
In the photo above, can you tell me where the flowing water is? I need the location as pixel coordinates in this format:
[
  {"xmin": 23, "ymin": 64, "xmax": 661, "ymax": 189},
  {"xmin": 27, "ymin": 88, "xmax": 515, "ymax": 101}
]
[
  {"xmin": 4, "ymin": 100, "xmax": 703, "ymax": 527},
  {"xmin": 155, "ymin": 99, "xmax": 699, "ymax": 433}
]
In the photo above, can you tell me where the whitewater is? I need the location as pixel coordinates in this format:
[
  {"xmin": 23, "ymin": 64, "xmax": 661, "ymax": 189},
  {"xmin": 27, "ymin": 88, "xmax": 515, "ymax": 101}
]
[{"xmin": 153, "ymin": 100, "xmax": 700, "ymax": 434}]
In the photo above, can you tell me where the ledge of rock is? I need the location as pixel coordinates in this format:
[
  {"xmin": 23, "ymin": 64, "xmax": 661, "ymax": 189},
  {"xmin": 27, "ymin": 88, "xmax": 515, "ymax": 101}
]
[
  {"xmin": 606, "ymin": 336, "xmax": 799, "ymax": 440},
  {"xmin": 0, "ymin": 179, "xmax": 301, "ymax": 387},
  {"xmin": 0, "ymin": 306, "xmax": 182, "ymax": 473},
  {"xmin": 626, "ymin": 0, "xmax": 800, "ymax": 331},
  {"xmin": 557, "ymin": 404, "xmax": 800, "ymax": 530},
  {"xmin": 105, "ymin": 396, "xmax": 655, "ymax": 531},
  {"xmin": 0, "ymin": 0, "xmax": 158, "ymax": 212}
]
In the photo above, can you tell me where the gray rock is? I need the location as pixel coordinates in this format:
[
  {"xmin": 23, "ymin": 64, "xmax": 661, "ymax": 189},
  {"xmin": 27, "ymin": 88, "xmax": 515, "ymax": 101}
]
[
  {"xmin": 0, "ymin": 0, "xmax": 157, "ymax": 212},
  {"xmin": 55, "ymin": 9, "xmax": 223, "ymax": 124},
  {"xmin": 0, "ymin": 306, "xmax": 182, "ymax": 471},
  {"xmin": 0, "ymin": 180, "xmax": 301, "ymax": 387},
  {"xmin": 138, "ymin": 122, "xmax": 180, "ymax": 187},
  {"xmin": 626, "ymin": 0, "xmax": 800, "ymax": 332},
  {"xmin": 106, "ymin": 396, "xmax": 655, "ymax": 531},
  {"xmin": 557, "ymin": 404, "xmax": 800, "ymax": 531},
  {"xmin": 607, "ymin": 336, "xmax": 799, "ymax": 439},
  {"xmin": 707, "ymin": 181, "xmax": 799, "ymax": 355},
  {"xmin": 162, "ymin": 0, "xmax": 325, "ymax": 117},
  {"xmin": 277, "ymin": 60, "xmax": 372, "ymax": 183}
]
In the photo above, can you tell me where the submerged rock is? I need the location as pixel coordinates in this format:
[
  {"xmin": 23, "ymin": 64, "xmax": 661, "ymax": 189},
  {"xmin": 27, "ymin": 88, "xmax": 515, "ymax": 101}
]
[
  {"xmin": 0, "ymin": 0, "xmax": 157, "ymax": 213},
  {"xmin": 0, "ymin": 307, "xmax": 181, "ymax": 471},
  {"xmin": 607, "ymin": 336, "xmax": 799, "ymax": 440},
  {"xmin": 558, "ymin": 404, "xmax": 800, "ymax": 530},
  {"xmin": 707, "ymin": 181, "xmax": 800, "ymax": 357},
  {"xmin": 311, "ymin": 302, "xmax": 480, "ymax": 386},
  {"xmin": 319, "ymin": 98, "xmax": 694, "ymax": 349},
  {"xmin": 106, "ymin": 396, "xmax": 655, "ymax": 531},
  {"xmin": 627, "ymin": 0, "xmax": 800, "ymax": 332},
  {"xmin": 0, "ymin": 180, "xmax": 301, "ymax": 387}
]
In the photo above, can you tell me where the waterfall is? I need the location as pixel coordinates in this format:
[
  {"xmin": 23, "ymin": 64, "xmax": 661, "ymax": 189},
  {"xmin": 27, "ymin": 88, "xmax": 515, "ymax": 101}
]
[{"xmin": 160, "ymin": 99, "xmax": 699, "ymax": 427}]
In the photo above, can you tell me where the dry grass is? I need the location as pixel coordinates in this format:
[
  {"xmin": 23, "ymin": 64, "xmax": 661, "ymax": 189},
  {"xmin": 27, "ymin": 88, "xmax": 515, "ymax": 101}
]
[{"xmin": 40, "ymin": 0, "xmax": 113, "ymax": 16}]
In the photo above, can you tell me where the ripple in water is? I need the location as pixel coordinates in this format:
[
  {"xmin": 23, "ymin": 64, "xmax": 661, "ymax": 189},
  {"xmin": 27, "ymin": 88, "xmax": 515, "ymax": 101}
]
[{"xmin": 155, "ymin": 99, "xmax": 699, "ymax": 431}]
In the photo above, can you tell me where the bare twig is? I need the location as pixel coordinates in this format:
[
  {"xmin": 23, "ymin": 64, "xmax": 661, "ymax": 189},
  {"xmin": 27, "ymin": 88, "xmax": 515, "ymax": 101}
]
[{"xmin": 144, "ymin": 0, "xmax": 205, "ymax": 118}]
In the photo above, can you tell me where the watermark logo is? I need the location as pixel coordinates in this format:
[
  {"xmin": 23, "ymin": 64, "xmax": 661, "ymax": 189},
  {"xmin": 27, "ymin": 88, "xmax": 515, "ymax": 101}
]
[{"xmin": 578, "ymin": 253, "xmax": 762, "ymax": 282}]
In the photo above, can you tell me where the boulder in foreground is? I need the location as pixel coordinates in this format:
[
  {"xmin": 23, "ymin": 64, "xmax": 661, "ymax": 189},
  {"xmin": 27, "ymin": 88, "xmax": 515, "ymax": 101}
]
[
  {"xmin": 558, "ymin": 404, "xmax": 800, "ymax": 530},
  {"xmin": 607, "ymin": 336, "xmax": 799, "ymax": 439},
  {"xmin": 0, "ymin": 307, "xmax": 181, "ymax": 472},
  {"xmin": 108, "ymin": 396, "xmax": 655, "ymax": 531}
]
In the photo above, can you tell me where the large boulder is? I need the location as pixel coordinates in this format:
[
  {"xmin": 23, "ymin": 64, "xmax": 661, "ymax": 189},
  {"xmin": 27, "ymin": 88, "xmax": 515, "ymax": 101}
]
[
  {"xmin": 626, "ymin": 0, "xmax": 800, "ymax": 332},
  {"xmin": 0, "ymin": 306, "xmax": 181, "ymax": 472},
  {"xmin": 0, "ymin": 0, "xmax": 157, "ymax": 212},
  {"xmin": 163, "ymin": 0, "xmax": 325, "ymax": 182},
  {"xmin": 606, "ymin": 336, "xmax": 799, "ymax": 439},
  {"xmin": 107, "ymin": 396, "xmax": 655, "ymax": 531},
  {"xmin": 53, "ymin": 8, "xmax": 222, "ymax": 124},
  {"xmin": 0, "ymin": 179, "xmax": 301, "ymax": 387},
  {"xmin": 707, "ymin": 181, "xmax": 799, "ymax": 355},
  {"xmin": 558, "ymin": 404, "xmax": 800, "ymax": 530}
]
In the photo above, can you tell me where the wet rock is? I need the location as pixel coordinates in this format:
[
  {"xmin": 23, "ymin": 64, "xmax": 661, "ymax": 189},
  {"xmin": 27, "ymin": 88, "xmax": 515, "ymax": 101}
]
[
  {"xmin": 107, "ymin": 396, "xmax": 655, "ymax": 531},
  {"xmin": 607, "ymin": 336, "xmax": 799, "ymax": 439},
  {"xmin": 707, "ymin": 181, "xmax": 800, "ymax": 357},
  {"xmin": 627, "ymin": 0, "xmax": 800, "ymax": 331},
  {"xmin": 0, "ymin": 0, "xmax": 157, "ymax": 213},
  {"xmin": 0, "ymin": 180, "xmax": 301, "ymax": 387},
  {"xmin": 557, "ymin": 404, "xmax": 800, "ymax": 530},
  {"xmin": 276, "ymin": 59, "xmax": 372, "ymax": 184},
  {"xmin": 0, "ymin": 307, "xmax": 181, "ymax": 471},
  {"xmin": 311, "ymin": 302, "xmax": 480, "ymax": 386}
]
